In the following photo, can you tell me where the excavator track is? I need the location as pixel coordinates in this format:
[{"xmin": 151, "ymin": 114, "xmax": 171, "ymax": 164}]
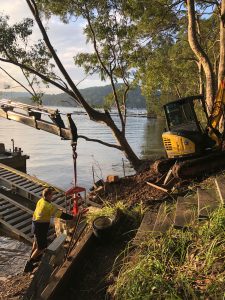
[{"xmin": 153, "ymin": 150, "xmax": 225, "ymax": 179}]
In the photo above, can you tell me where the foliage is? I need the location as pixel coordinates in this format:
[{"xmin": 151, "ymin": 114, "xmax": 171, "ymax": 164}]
[
  {"xmin": 0, "ymin": 14, "xmax": 55, "ymax": 104},
  {"xmin": 38, "ymin": 0, "xmax": 140, "ymax": 123},
  {"xmin": 110, "ymin": 207, "xmax": 225, "ymax": 299},
  {"xmin": 121, "ymin": 0, "xmax": 222, "ymax": 114}
]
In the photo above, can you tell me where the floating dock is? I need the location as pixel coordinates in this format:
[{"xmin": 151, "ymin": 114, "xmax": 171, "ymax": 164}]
[{"xmin": 0, "ymin": 163, "xmax": 73, "ymax": 243}]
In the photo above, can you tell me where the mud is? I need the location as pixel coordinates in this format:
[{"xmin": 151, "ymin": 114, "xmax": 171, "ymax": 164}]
[
  {"xmin": 92, "ymin": 166, "xmax": 166, "ymax": 206},
  {"xmin": 0, "ymin": 235, "xmax": 31, "ymax": 300}
]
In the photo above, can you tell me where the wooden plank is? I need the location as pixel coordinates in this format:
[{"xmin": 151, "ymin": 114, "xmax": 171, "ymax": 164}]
[
  {"xmin": 28, "ymin": 184, "xmax": 43, "ymax": 190},
  {"xmin": 0, "ymin": 218, "xmax": 32, "ymax": 243},
  {"xmin": 21, "ymin": 224, "xmax": 32, "ymax": 234},
  {"xmin": 14, "ymin": 218, "xmax": 31, "ymax": 229},
  {"xmin": 197, "ymin": 188, "xmax": 220, "ymax": 219},
  {"xmin": 0, "ymin": 203, "xmax": 14, "ymax": 211},
  {"xmin": 54, "ymin": 197, "xmax": 65, "ymax": 205},
  {"xmin": 32, "ymin": 187, "xmax": 45, "ymax": 193},
  {"xmin": 51, "ymin": 194, "xmax": 62, "ymax": 201},
  {"xmin": 0, "ymin": 170, "xmax": 11, "ymax": 176},
  {"xmin": 215, "ymin": 176, "xmax": 225, "ymax": 205},
  {"xmin": 4, "ymin": 211, "xmax": 25, "ymax": 221},
  {"xmin": 0, "ymin": 199, "xmax": 8, "ymax": 204},
  {"xmin": 0, "ymin": 166, "xmax": 70, "ymax": 211},
  {"xmin": 25, "ymin": 184, "xmax": 41, "ymax": 192},
  {"xmin": 1, "ymin": 207, "xmax": 18, "ymax": 215},
  {"xmin": 41, "ymin": 230, "xmax": 93, "ymax": 300},
  {"xmin": 153, "ymin": 203, "xmax": 176, "ymax": 234},
  {"xmin": 3, "ymin": 174, "xmax": 19, "ymax": 180},
  {"xmin": 13, "ymin": 179, "xmax": 30, "ymax": 186},
  {"xmin": 146, "ymin": 181, "xmax": 168, "ymax": 193},
  {"xmin": 0, "ymin": 169, "xmax": 11, "ymax": 175},
  {"xmin": 0, "ymin": 193, "xmax": 33, "ymax": 213},
  {"xmin": 163, "ymin": 169, "xmax": 173, "ymax": 185},
  {"xmin": 133, "ymin": 210, "xmax": 158, "ymax": 245},
  {"xmin": 9, "ymin": 213, "xmax": 31, "ymax": 225},
  {"xmin": 25, "ymin": 253, "xmax": 53, "ymax": 300},
  {"xmin": 23, "ymin": 182, "xmax": 37, "ymax": 189},
  {"xmin": 47, "ymin": 234, "xmax": 67, "ymax": 254},
  {"xmin": 174, "ymin": 196, "xmax": 198, "ymax": 228},
  {"xmin": 12, "ymin": 177, "xmax": 26, "ymax": 184}
]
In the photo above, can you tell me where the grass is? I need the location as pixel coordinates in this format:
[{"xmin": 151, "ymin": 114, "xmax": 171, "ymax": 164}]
[
  {"xmin": 109, "ymin": 207, "xmax": 225, "ymax": 300},
  {"xmin": 86, "ymin": 200, "xmax": 145, "ymax": 226}
]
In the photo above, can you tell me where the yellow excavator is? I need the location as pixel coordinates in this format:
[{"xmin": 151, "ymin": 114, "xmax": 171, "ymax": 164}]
[{"xmin": 154, "ymin": 79, "xmax": 225, "ymax": 178}]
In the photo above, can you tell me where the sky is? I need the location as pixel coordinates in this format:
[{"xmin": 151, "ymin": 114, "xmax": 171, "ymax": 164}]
[{"xmin": 0, "ymin": 0, "xmax": 106, "ymax": 94}]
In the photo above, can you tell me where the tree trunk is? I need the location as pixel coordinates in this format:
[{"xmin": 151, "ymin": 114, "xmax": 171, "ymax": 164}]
[
  {"xmin": 25, "ymin": 0, "xmax": 142, "ymax": 171},
  {"xmin": 218, "ymin": 0, "xmax": 225, "ymax": 85},
  {"xmin": 83, "ymin": 108, "xmax": 142, "ymax": 170},
  {"xmin": 198, "ymin": 62, "xmax": 204, "ymax": 94},
  {"xmin": 186, "ymin": 0, "xmax": 216, "ymax": 112}
]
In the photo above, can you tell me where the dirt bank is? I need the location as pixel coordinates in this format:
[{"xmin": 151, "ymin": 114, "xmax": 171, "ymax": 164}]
[
  {"xmin": 0, "ymin": 273, "xmax": 32, "ymax": 300},
  {"xmin": 91, "ymin": 167, "xmax": 166, "ymax": 206}
]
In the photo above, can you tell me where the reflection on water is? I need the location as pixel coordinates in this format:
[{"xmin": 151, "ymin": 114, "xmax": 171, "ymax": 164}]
[
  {"xmin": 0, "ymin": 235, "xmax": 31, "ymax": 277},
  {"xmin": 141, "ymin": 118, "xmax": 166, "ymax": 159}
]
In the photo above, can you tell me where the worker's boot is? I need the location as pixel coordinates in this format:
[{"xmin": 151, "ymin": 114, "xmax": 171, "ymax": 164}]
[{"xmin": 23, "ymin": 259, "xmax": 35, "ymax": 273}]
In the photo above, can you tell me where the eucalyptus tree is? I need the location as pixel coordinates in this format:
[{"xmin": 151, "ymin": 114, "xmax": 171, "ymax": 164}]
[
  {"xmin": 0, "ymin": 0, "xmax": 142, "ymax": 170},
  {"xmin": 186, "ymin": 0, "xmax": 225, "ymax": 111},
  {"xmin": 124, "ymin": 0, "xmax": 225, "ymax": 112},
  {"xmin": 0, "ymin": 15, "xmax": 55, "ymax": 104}
]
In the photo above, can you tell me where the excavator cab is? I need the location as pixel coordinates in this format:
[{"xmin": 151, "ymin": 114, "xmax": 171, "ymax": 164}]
[{"xmin": 162, "ymin": 95, "xmax": 216, "ymax": 158}]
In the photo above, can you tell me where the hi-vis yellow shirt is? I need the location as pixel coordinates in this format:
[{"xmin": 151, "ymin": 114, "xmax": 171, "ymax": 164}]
[{"xmin": 33, "ymin": 198, "xmax": 62, "ymax": 222}]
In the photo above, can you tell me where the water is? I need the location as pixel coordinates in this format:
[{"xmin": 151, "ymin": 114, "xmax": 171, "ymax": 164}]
[
  {"xmin": 0, "ymin": 107, "xmax": 165, "ymax": 276},
  {"xmin": 0, "ymin": 107, "xmax": 166, "ymax": 190}
]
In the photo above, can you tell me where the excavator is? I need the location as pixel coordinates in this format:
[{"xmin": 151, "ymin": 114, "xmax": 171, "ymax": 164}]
[
  {"xmin": 154, "ymin": 78, "xmax": 225, "ymax": 179},
  {"xmin": 0, "ymin": 99, "xmax": 86, "ymax": 212},
  {"xmin": 1, "ymin": 83, "xmax": 225, "ymax": 183}
]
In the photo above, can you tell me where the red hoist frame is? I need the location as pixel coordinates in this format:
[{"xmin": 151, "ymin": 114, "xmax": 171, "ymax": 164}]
[{"xmin": 65, "ymin": 115, "xmax": 87, "ymax": 216}]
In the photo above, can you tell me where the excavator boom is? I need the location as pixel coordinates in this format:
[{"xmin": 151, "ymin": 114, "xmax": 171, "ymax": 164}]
[
  {"xmin": 0, "ymin": 99, "xmax": 78, "ymax": 142},
  {"xmin": 208, "ymin": 79, "xmax": 225, "ymax": 130}
]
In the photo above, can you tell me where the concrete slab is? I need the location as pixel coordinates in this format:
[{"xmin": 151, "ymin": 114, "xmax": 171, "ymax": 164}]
[
  {"xmin": 197, "ymin": 188, "xmax": 220, "ymax": 219},
  {"xmin": 174, "ymin": 196, "xmax": 198, "ymax": 228},
  {"xmin": 215, "ymin": 176, "xmax": 225, "ymax": 205}
]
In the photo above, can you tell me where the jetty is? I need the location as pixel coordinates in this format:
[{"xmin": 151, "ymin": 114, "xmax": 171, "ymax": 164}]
[{"xmin": 0, "ymin": 163, "xmax": 74, "ymax": 243}]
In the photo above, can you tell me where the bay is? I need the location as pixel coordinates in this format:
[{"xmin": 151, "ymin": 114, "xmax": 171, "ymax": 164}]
[
  {"xmin": 0, "ymin": 107, "xmax": 166, "ymax": 276},
  {"xmin": 0, "ymin": 107, "xmax": 165, "ymax": 190}
]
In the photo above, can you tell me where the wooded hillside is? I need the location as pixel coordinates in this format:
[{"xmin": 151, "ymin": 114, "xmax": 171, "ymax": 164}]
[{"xmin": 1, "ymin": 85, "xmax": 146, "ymax": 108}]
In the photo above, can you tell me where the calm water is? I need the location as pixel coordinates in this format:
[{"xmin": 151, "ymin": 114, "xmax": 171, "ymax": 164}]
[
  {"xmin": 0, "ymin": 108, "xmax": 165, "ymax": 276},
  {"xmin": 0, "ymin": 107, "xmax": 165, "ymax": 190}
]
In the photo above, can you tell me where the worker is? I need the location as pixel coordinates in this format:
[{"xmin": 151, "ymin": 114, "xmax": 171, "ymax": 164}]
[{"xmin": 24, "ymin": 187, "xmax": 76, "ymax": 273}]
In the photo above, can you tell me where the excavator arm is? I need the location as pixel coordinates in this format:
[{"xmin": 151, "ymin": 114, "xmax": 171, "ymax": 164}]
[
  {"xmin": 207, "ymin": 79, "xmax": 225, "ymax": 146},
  {"xmin": 0, "ymin": 99, "xmax": 78, "ymax": 143}
]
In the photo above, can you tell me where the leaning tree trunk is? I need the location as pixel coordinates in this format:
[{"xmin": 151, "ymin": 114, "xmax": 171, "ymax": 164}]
[
  {"xmin": 26, "ymin": 0, "xmax": 142, "ymax": 171},
  {"xmin": 186, "ymin": 0, "xmax": 216, "ymax": 112},
  {"xmin": 218, "ymin": 0, "xmax": 225, "ymax": 85}
]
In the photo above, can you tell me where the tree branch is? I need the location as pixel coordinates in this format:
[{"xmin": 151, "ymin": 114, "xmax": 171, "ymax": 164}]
[
  {"xmin": 84, "ymin": 4, "xmax": 125, "ymax": 129},
  {"xmin": 0, "ymin": 57, "xmax": 71, "ymax": 94},
  {"xmin": 78, "ymin": 135, "xmax": 122, "ymax": 150},
  {"xmin": 0, "ymin": 66, "xmax": 34, "ymax": 96}
]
